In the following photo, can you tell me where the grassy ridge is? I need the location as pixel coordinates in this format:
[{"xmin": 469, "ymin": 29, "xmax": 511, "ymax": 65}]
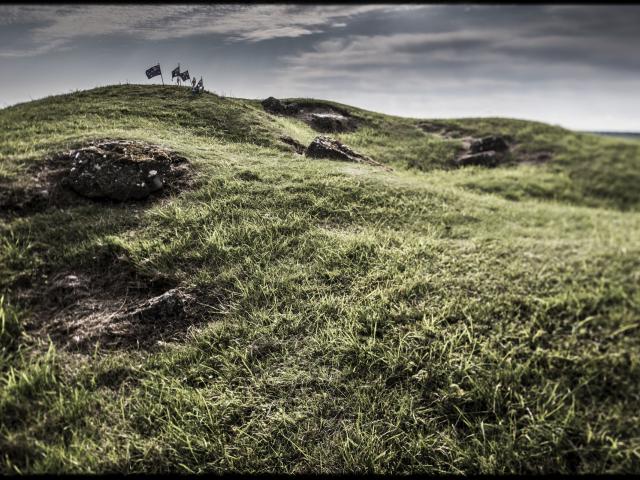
[{"xmin": 1, "ymin": 85, "xmax": 639, "ymax": 473}]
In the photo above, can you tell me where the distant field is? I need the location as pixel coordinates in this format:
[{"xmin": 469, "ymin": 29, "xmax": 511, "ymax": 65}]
[
  {"xmin": 586, "ymin": 131, "xmax": 640, "ymax": 141},
  {"xmin": 1, "ymin": 85, "xmax": 639, "ymax": 474}
]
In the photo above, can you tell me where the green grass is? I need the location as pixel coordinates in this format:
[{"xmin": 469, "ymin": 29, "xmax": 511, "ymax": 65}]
[{"xmin": 1, "ymin": 84, "xmax": 639, "ymax": 473}]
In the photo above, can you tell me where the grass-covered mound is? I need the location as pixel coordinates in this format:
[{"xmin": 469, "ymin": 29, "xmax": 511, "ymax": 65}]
[{"xmin": 1, "ymin": 85, "xmax": 639, "ymax": 474}]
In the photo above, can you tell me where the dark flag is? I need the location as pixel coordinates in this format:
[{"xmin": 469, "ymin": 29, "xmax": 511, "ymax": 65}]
[
  {"xmin": 145, "ymin": 64, "xmax": 161, "ymax": 79},
  {"xmin": 171, "ymin": 66, "xmax": 180, "ymax": 78},
  {"xmin": 197, "ymin": 77, "xmax": 203, "ymax": 88},
  {"xmin": 179, "ymin": 70, "xmax": 190, "ymax": 81}
]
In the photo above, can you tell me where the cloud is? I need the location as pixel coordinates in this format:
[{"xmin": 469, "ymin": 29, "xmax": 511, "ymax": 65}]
[
  {"xmin": 0, "ymin": 4, "xmax": 430, "ymax": 57},
  {"xmin": 277, "ymin": 7, "xmax": 640, "ymax": 94}
]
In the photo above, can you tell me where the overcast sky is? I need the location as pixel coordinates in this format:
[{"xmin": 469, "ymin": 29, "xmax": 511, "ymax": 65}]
[{"xmin": 1, "ymin": 4, "xmax": 639, "ymax": 131}]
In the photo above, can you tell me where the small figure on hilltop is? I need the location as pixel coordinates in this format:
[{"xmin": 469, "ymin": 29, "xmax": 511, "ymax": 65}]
[{"xmin": 191, "ymin": 76, "xmax": 204, "ymax": 95}]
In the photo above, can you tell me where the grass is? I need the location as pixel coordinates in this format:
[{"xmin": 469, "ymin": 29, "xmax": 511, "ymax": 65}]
[{"xmin": 1, "ymin": 84, "xmax": 639, "ymax": 473}]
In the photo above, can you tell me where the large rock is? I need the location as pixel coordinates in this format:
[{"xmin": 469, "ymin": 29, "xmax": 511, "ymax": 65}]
[
  {"xmin": 305, "ymin": 136, "xmax": 371, "ymax": 163},
  {"xmin": 454, "ymin": 150, "xmax": 500, "ymax": 167},
  {"xmin": 63, "ymin": 140, "xmax": 187, "ymax": 201},
  {"xmin": 470, "ymin": 136, "xmax": 509, "ymax": 154}
]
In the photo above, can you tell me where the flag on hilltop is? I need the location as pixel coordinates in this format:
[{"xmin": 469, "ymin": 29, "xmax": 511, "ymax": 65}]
[
  {"xmin": 171, "ymin": 66, "xmax": 180, "ymax": 78},
  {"xmin": 145, "ymin": 64, "xmax": 161, "ymax": 79},
  {"xmin": 179, "ymin": 70, "xmax": 190, "ymax": 81},
  {"xmin": 197, "ymin": 77, "xmax": 203, "ymax": 88}
]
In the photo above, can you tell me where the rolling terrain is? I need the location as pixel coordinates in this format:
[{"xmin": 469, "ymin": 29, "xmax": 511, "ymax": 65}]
[{"xmin": 1, "ymin": 85, "xmax": 639, "ymax": 474}]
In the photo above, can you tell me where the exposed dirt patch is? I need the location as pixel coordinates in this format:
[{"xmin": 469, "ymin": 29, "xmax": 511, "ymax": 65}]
[
  {"xmin": 263, "ymin": 97, "xmax": 361, "ymax": 133},
  {"xmin": 417, "ymin": 121, "xmax": 473, "ymax": 139},
  {"xmin": 237, "ymin": 170, "xmax": 262, "ymax": 182},
  {"xmin": 0, "ymin": 139, "xmax": 194, "ymax": 219},
  {"xmin": 305, "ymin": 136, "xmax": 392, "ymax": 171},
  {"xmin": 418, "ymin": 122, "xmax": 554, "ymax": 168},
  {"xmin": 14, "ymin": 247, "xmax": 221, "ymax": 352},
  {"xmin": 0, "ymin": 182, "xmax": 51, "ymax": 216},
  {"xmin": 453, "ymin": 135, "xmax": 512, "ymax": 168},
  {"xmin": 279, "ymin": 135, "xmax": 306, "ymax": 154},
  {"xmin": 32, "ymin": 272, "xmax": 217, "ymax": 352},
  {"xmin": 511, "ymin": 146, "xmax": 554, "ymax": 165}
]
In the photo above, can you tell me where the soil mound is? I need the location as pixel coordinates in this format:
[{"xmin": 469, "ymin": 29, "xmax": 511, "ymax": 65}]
[
  {"xmin": 25, "ymin": 255, "xmax": 219, "ymax": 351},
  {"xmin": 308, "ymin": 113, "xmax": 356, "ymax": 133},
  {"xmin": 418, "ymin": 123, "xmax": 553, "ymax": 168},
  {"xmin": 454, "ymin": 150, "xmax": 501, "ymax": 168},
  {"xmin": 470, "ymin": 135, "xmax": 509, "ymax": 154},
  {"xmin": 305, "ymin": 136, "xmax": 389, "ymax": 169},
  {"xmin": 279, "ymin": 135, "xmax": 306, "ymax": 154},
  {"xmin": 61, "ymin": 140, "xmax": 190, "ymax": 201},
  {"xmin": 262, "ymin": 97, "xmax": 360, "ymax": 133},
  {"xmin": 452, "ymin": 135, "xmax": 511, "ymax": 168},
  {"xmin": 1, "ymin": 140, "xmax": 192, "ymax": 218}
]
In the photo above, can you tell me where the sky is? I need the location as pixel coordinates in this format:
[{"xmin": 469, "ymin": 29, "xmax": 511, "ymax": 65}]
[{"xmin": 1, "ymin": 4, "xmax": 640, "ymax": 131}]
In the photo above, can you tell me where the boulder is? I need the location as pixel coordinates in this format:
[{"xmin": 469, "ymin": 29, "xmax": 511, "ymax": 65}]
[
  {"xmin": 305, "ymin": 136, "xmax": 371, "ymax": 163},
  {"xmin": 454, "ymin": 150, "xmax": 500, "ymax": 167},
  {"xmin": 62, "ymin": 140, "xmax": 185, "ymax": 201},
  {"xmin": 470, "ymin": 135, "xmax": 509, "ymax": 154}
]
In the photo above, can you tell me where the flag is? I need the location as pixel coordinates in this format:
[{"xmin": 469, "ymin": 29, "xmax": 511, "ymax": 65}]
[
  {"xmin": 145, "ymin": 64, "xmax": 161, "ymax": 79},
  {"xmin": 171, "ymin": 66, "xmax": 180, "ymax": 78},
  {"xmin": 179, "ymin": 70, "xmax": 190, "ymax": 81},
  {"xmin": 197, "ymin": 78, "xmax": 203, "ymax": 88}
]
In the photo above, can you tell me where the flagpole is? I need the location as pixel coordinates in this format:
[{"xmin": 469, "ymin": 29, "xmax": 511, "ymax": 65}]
[{"xmin": 159, "ymin": 61, "xmax": 164, "ymax": 86}]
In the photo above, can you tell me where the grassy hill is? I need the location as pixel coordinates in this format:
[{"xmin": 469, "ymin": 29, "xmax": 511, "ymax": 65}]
[{"xmin": 1, "ymin": 84, "xmax": 639, "ymax": 474}]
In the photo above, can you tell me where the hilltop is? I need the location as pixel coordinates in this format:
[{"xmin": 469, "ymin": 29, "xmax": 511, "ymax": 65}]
[{"xmin": 1, "ymin": 85, "xmax": 639, "ymax": 474}]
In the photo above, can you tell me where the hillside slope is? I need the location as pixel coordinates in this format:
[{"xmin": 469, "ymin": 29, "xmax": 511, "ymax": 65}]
[{"xmin": 1, "ymin": 85, "xmax": 639, "ymax": 474}]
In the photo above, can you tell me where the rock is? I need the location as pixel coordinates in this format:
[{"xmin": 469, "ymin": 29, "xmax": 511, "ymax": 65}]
[
  {"xmin": 62, "ymin": 140, "xmax": 185, "ymax": 201},
  {"xmin": 279, "ymin": 135, "xmax": 306, "ymax": 154},
  {"xmin": 262, "ymin": 96, "xmax": 287, "ymax": 114},
  {"xmin": 305, "ymin": 136, "xmax": 372, "ymax": 163},
  {"xmin": 454, "ymin": 150, "xmax": 500, "ymax": 167},
  {"xmin": 470, "ymin": 136, "xmax": 509, "ymax": 154},
  {"xmin": 309, "ymin": 113, "xmax": 356, "ymax": 133}
]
